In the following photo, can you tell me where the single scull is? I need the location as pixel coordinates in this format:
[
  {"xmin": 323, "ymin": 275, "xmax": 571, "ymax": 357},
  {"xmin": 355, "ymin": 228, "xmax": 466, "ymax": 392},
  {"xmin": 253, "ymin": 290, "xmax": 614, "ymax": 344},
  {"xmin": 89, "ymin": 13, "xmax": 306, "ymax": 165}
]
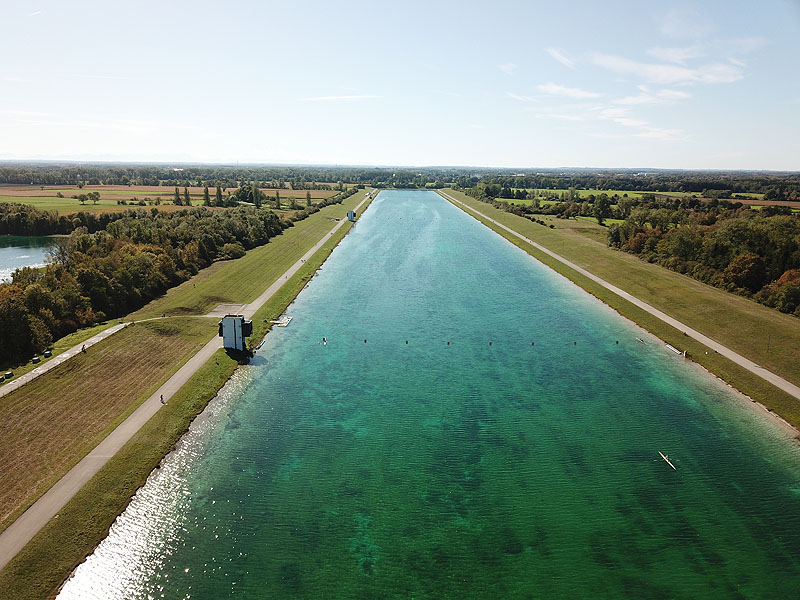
[{"xmin": 659, "ymin": 451, "xmax": 676, "ymax": 470}]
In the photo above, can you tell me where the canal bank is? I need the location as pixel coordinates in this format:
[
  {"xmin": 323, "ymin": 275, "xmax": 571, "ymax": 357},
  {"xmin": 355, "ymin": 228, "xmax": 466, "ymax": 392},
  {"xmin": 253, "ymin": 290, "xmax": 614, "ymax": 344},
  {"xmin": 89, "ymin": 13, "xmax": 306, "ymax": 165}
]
[
  {"xmin": 56, "ymin": 190, "xmax": 800, "ymax": 599},
  {"xmin": 439, "ymin": 190, "xmax": 800, "ymax": 433},
  {"xmin": 0, "ymin": 192, "xmax": 376, "ymax": 600}
]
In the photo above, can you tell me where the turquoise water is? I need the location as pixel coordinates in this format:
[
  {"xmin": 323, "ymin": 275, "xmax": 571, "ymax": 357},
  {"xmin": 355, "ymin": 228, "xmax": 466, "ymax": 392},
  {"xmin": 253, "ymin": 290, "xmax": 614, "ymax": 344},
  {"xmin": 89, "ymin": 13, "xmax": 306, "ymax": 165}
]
[
  {"xmin": 0, "ymin": 235, "xmax": 54, "ymax": 282},
  {"xmin": 59, "ymin": 191, "xmax": 800, "ymax": 599}
]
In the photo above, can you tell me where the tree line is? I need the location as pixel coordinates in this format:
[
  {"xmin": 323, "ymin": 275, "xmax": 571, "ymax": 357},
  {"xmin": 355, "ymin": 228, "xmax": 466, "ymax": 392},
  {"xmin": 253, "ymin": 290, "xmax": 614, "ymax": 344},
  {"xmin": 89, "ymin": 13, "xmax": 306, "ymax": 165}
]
[
  {"xmin": 465, "ymin": 184, "xmax": 800, "ymax": 316},
  {"xmin": 607, "ymin": 208, "xmax": 800, "ymax": 315},
  {"xmin": 0, "ymin": 194, "xmax": 347, "ymax": 365}
]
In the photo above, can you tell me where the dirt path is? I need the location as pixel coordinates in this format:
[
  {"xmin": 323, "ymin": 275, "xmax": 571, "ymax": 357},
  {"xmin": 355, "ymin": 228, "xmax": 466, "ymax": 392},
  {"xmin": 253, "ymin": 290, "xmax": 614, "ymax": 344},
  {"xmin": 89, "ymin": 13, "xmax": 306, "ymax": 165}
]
[
  {"xmin": 440, "ymin": 190, "xmax": 800, "ymax": 402},
  {"xmin": 0, "ymin": 194, "xmax": 372, "ymax": 573}
]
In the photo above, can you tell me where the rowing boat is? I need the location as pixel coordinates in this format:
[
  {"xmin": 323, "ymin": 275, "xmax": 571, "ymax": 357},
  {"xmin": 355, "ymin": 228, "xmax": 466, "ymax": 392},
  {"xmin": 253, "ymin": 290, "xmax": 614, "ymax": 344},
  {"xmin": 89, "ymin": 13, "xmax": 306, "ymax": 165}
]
[{"xmin": 659, "ymin": 451, "xmax": 676, "ymax": 470}]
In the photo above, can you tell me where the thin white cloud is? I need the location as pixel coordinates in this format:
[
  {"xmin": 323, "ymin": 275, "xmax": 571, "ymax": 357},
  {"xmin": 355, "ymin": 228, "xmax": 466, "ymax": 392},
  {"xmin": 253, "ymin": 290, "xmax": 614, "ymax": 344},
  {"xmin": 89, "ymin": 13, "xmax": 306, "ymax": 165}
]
[
  {"xmin": 299, "ymin": 95, "xmax": 383, "ymax": 102},
  {"xmin": 592, "ymin": 53, "xmax": 743, "ymax": 84},
  {"xmin": 498, "ymin": 63, "xmax": 518, "ymax": 75},
  {"xmin": 721, "ymin": 36, "xmax": 768, "ymax": 55},
  {"xmin": 596, "ymin": 107, "xmax": 647, "ymax": 128},
  {"xmin": 29, "ymin": 10, "xmax": 42, "ymax": 16},
  {"xmin": 537, "ymin": 82, "xmax": 602, "ymax": 99},
  {"xmin": 635, "ymin": 127, "xmax": 685, "ymax": 141},
  {"xmin": 506, "ymin": 92, "xmax": 536, "ymax": 102},
  {"xmin": 647, "ymin": 45, "xmax": 704, "ymax": 64},
  {"xmin": 545, "ymin": 47, "xmax": 575, "ymax": 69},
  {"xmin": 615, "ymin": 85, "xmax": 691, "ymax": 105},
  {"xmin": 658, "ymin": 7, "xmax": 715, "ymax": 39},
  {"xmin": 535, "ymin": 112, "xmax": 585, "ymax": 122},
  {"xmin": 68, "ymin": 74, "xmax": 133, "ymax": 81}
]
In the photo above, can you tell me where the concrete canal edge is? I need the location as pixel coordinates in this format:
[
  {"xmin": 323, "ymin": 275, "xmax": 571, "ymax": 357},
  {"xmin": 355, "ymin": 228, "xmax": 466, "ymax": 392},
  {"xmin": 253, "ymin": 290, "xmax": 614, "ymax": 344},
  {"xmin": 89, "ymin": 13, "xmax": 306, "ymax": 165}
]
[
  {"xmin": 0, "ymin": 191, "xmax": 377, "ymax": 600},
  {"xmin": 439, "ymin": 189, "xmax": 800, "ymax": 437}
]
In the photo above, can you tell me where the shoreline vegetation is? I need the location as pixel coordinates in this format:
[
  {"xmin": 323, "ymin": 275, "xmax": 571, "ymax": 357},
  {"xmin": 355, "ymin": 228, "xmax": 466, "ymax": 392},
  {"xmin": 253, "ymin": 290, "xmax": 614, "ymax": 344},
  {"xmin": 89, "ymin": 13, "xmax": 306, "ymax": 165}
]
[
  {"xmin": 0, "ymin": 187, "xmax": 359, "ymax": 368},
  {"xmin": 438, "ymin": 189, "xmax": 800, "ymax": 437},
  {"xmin": 0, "ymin": 191, "xmax": 374, "ymax": 600}
]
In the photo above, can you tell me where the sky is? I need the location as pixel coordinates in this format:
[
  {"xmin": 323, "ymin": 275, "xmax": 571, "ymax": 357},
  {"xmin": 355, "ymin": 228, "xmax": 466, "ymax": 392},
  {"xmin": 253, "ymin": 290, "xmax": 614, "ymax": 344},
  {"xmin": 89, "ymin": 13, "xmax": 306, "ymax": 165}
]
[{"xmin": 1, "ymin": 0, "xmax": 799, "ymax": 170}]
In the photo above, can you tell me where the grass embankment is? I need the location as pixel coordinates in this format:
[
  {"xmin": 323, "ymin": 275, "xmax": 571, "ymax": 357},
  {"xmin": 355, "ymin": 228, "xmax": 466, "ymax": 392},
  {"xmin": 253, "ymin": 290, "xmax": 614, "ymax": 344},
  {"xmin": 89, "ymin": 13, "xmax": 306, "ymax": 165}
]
[
  {"xmin": 441, "ymin": 190, "xmax": 800, "ymax": 430},
  {"xmin": 0, "ymin": 321, "xmax": 117, "ymax": 383},
  {"xmin": 0, "ymin": 317, "xmax": 215, "ymax": 533},
  {"xmin": 0, "ymin": 192, "xmax": 375, "ymax": 600},
  {"xmin": 131, "ymin": 190, "xmax": 368, "ymax": 319}
]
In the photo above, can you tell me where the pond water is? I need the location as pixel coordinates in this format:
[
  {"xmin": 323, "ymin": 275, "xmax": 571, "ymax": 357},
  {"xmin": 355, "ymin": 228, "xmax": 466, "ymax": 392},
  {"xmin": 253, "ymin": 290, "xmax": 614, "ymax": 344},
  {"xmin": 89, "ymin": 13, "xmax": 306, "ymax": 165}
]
[
  {"xmin": 59, "ymin": 190, "xmax": 800, "ymax": 599},
  {"xmin": 0, "ymin": 235, "xmax": 54, "ymax": 282}
]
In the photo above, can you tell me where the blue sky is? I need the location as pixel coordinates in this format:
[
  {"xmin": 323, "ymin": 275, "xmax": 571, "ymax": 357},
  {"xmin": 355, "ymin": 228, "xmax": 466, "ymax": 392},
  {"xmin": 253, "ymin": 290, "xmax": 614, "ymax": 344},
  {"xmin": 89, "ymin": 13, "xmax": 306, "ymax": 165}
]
[{"xmin": 1, "ymin": 0, "xmax": 798, "ymax": 170}]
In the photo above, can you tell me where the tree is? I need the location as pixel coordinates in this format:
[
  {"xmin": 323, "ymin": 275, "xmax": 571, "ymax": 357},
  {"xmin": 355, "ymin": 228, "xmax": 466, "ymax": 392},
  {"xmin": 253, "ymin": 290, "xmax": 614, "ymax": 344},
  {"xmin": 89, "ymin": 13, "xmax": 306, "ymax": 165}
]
[
  {"xmin": 173, "ymin": 187, "xmax": 181, "ymax": 206},
  {"xmin": 275, "ymin": 190, "xmax": 281, "ymax": 210},
  {"xmin": 216, "ymin": 185, "xmax": 223, "ymax": 207},
  {"xmin": 78, "ymin": 194, "xmax": 88, "ymax": 205},
  {"xmin": 306, "ymin": 191, "xmax": 312, "ymax": 207},
  {"xmin": 593, "ymin": 194, "xmax": 612, "ymax": 225},
  {"xmin": 203, "ymin": 186, "xmax": 211, "ymax": 206},
  {"xmin": 184, "ymin": 187, "xmax": 191, "ymax": 206},
  {"xmin": 87, "ymin": 191, "xmax": 101, "ymax": 205},
  {"xmin": 724, "ymin": 252, "xmax": 766, "ymax": 293}
]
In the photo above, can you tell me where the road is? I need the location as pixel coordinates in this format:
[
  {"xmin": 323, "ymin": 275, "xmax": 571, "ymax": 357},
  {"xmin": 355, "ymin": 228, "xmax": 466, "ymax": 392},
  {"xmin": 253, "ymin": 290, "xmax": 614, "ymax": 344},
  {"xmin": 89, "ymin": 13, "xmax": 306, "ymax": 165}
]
[
  {"xmin": 439, "ymin": 190, "xmax": 800, "ymax": 403},
  {"xmin": 0, "ymin": 193, "xmax": 373, "ymax": 572}
]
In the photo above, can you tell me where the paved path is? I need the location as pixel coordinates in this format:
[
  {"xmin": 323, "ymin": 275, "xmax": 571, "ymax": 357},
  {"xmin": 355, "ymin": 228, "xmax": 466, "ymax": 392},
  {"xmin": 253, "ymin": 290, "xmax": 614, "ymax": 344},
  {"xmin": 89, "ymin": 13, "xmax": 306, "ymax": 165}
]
[
  {"xmin": 0, "ymin": 323, "xmax": 129, "ymax": 399},
  {"xmin": 0, "ymin": 193, "xmax": 373, "ymax": 572},
  {"xmin": 440, "ymin": 190, "xmax": 800, "ymax": 402}
]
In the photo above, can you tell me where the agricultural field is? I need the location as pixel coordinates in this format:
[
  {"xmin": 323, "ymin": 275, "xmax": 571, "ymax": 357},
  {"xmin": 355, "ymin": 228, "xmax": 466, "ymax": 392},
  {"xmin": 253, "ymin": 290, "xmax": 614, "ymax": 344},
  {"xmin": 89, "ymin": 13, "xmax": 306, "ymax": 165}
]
[
  {"xmin": 0, "ymin": 317, "xmax": 215, "ymax": 534},
  {"xmin": 0, "ymin": 184, "xmax": 340, "ymax": 215}
]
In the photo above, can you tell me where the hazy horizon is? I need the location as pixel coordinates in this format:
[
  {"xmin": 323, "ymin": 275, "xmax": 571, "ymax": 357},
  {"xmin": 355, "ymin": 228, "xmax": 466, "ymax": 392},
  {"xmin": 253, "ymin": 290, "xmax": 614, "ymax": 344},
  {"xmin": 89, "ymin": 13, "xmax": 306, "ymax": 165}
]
[{"xmin": 2, "ymin": 0, "xmax": 799, "ymax": 170}]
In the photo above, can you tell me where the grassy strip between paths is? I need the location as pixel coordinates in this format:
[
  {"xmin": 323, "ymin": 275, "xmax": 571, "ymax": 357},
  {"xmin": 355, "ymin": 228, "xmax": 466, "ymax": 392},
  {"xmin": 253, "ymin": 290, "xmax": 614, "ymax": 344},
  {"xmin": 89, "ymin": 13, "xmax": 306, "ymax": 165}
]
[
  {"xmin": 0, "ymin": 194, "xmax": 374, "ymax": 600},
  {"xmin": 132, "ymin": 190, "xmax": 369, "ymax": 319},
  {"xmin": 440, "ymin": 191, "xmax": 800, "ymax": 432},
  {"xmin": 0, "ymin": 321, "xmax": 117, "ymax": 383},
  {"xmin": 0, "ymin": 318, "xmax": 216, "ymax": 535}
]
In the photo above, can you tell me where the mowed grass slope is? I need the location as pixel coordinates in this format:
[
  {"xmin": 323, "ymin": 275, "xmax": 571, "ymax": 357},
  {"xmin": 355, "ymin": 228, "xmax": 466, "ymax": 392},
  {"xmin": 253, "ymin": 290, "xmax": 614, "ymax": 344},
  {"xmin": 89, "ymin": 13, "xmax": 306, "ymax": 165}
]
[
  {"xmin": 442, "ymin": 191, "xmax": 800, "ymax": 410},
  {"xmin": 0, "ymin": 317, "xmax": 215, "ymax": 533},
  {"xmin": 132, "ymin": 190, "xmax": 369, "ymax": 319},
  {"xmin": 0, "ymin": 195, "xmax": 376, "ymax": 600}
]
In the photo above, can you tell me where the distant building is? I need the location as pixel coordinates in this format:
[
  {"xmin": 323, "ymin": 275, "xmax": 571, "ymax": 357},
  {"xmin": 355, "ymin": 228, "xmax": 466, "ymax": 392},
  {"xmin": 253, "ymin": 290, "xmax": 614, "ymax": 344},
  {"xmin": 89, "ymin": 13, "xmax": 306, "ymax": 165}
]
[
  {"xmin": 347, "ymin": 210, "xmax": 356, "ymax": 222},
  {"xmin": 218, "ymin": 315, "xmax": 252, "ymax": 351}
]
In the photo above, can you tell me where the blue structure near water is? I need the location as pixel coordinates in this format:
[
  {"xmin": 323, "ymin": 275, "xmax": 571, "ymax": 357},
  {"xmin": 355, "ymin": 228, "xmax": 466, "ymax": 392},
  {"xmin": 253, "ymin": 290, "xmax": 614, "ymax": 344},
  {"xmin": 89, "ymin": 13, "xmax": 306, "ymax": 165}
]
[{"xmin": 347, "ymin": 210, "xmax": 356, "ymax": 222}]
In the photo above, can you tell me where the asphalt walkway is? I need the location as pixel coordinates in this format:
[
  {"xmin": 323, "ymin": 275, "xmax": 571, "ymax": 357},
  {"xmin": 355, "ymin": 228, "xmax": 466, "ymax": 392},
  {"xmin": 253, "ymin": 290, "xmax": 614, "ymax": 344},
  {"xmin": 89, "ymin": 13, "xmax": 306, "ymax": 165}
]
[
  {"xmin": 439, "ymin": 190, "xmax": 800, "ymax": 402},
  {"xmin": 0, "ymin": 194, "xmax": 372, "ymax": 572}
]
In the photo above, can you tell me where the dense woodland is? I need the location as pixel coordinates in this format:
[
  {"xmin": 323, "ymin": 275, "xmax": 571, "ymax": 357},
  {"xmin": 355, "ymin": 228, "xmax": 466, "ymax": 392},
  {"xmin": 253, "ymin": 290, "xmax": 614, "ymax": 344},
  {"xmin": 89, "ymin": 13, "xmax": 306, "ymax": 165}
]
[
  {"xmin": 0, "ymin": 193, "xmax": 348, "ymax": 364},
  {"xmin": 465, "ymin": 185, "xmax": 800, "ymax": 316},
  {"xmin": 2, "ymin": 163, "xmax": 799, "ymax": 199}
]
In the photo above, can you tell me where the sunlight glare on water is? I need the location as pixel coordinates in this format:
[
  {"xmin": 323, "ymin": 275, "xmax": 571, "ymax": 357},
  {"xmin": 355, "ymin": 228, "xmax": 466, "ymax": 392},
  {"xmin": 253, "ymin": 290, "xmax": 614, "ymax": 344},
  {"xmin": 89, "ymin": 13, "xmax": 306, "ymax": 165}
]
[{"xmin": 58, "ymin": 191, "xmax": 800, "ymax": 599}]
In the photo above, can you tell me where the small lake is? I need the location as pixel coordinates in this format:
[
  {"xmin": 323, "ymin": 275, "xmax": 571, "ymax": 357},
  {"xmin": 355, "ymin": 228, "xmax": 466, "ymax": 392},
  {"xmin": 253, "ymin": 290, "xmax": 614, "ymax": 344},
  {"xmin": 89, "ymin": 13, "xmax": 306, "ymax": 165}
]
[
  {"xmin": 0, "ymin": 236, "xmax": 54, "ymax": 282},
  {"xmin": 59, "ymin": 191, "xmax": 800, "ymax": 599}
]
